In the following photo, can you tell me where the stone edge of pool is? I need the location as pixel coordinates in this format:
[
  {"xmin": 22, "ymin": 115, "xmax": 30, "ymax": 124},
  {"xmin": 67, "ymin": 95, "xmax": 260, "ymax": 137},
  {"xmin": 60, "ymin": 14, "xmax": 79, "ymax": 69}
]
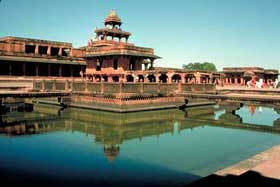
[{"xmin": 214, "ymin": 144, "xmax": 280, "ymax": 179}]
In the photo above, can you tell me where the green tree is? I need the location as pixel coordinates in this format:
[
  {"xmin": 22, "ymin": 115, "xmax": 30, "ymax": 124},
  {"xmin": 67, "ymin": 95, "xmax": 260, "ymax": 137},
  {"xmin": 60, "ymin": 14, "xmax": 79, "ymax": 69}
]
[{"xmin": 182, "ymin": 62, "xmax": 217, "ymax": 72}]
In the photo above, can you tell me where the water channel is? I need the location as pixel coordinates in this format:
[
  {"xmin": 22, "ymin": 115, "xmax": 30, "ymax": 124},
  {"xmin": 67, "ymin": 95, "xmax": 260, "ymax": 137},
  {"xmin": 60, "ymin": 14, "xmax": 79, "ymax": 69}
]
[{"xmin": 0, "ymin": 103, "xmax": 280, "ymax": 186}]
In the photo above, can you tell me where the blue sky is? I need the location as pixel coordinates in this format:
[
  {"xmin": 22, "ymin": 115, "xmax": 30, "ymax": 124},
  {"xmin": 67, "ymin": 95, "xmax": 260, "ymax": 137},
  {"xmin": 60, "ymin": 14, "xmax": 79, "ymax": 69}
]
[{"xmin": 0, "ymin": 0, "xmax": 279, "ymax": 71}]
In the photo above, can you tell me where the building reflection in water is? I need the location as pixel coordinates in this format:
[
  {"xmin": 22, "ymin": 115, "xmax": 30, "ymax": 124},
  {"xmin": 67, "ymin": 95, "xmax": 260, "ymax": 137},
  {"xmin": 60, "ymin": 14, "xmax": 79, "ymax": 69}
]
[{"xmin": 0, "ymin": 103, "xmax": 280, "ymax": 162}]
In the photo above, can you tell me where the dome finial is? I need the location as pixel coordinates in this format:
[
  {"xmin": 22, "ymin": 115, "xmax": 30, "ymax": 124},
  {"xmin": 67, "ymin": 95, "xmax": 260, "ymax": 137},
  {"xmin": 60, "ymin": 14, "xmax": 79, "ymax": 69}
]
[{"xmin": 105, "ymin": 10, "xmax": 122, "ymax": 25}]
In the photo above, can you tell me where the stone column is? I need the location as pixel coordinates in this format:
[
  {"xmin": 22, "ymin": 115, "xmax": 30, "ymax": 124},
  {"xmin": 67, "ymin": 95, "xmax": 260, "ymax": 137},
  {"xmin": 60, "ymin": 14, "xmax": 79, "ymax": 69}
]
[
  {"xmin": 155, "ymin": 74, "xmax": 160, "ymax": 83},
  {"xmin": 59, "ymin": 65, "xmax": 62, "ymax": 77},
  {"xmin": 225, "ymin": 78, "xmax": 228, "ymax": 85},
  {"xmin": 48, "ymin": 64, "xmax": 51, "ymax": 76},
  {"xmin": 240, "ymin": 78, "xmax": 244, "ymax": 85},
  {"xmin": 150, "ymin": 59, "xmax": 154, "ymax": 69},
  {"xmin": 69, "ymin": 48, "xmax": 73, "ymax": 57},
  {"xmin": 181, "ymin": 74, "xmax": 186, "ymax": 84},
  {"xmin": 35, "ymin": 45, "xmax": 39, "ymax": 54},
  {"xmin": 133, "ymin": 74, "xmax": 137, "ymax": 83},
  {"xmin": 144, "ymin": 75, "xmax": 149, "ymax": 83},
  {"xmin": 47, "ymin": 46, "xmax": 51, "ymax": 55},
  {"xmin": 235, "ymin": 77, "xmax": 238, "ymax": 85},
  {"xmin": 9, "ymin": 63, "xmax": 12, "ymax": 76},
  {"xmin": 23, "ymin": 63, "xmax": 26, "ymax": 76},
  {"xmin": 36, "ymin": 64, "xmax": 39, "ymax": 77},
  {"xmin": 195, "ymin": 73, "xmax": 201, "ymax": 84},
  {"xmin": 70, "ymin": 67, "xmax": 73, "ymax": 77},
  {"xmin": 58, "ymin": 48, "xmax": 63, "ymax": 56},
  {"xmin": 108, "ymin": 76, "xmax": 113, "ymax": 83}
]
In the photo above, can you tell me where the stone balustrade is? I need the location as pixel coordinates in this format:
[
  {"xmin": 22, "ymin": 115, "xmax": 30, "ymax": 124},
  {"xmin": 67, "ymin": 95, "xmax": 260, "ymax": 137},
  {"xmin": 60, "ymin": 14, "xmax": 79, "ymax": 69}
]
[{"xmin": 33, "ymin": 79, "xmax": 216, "ymax": 95}]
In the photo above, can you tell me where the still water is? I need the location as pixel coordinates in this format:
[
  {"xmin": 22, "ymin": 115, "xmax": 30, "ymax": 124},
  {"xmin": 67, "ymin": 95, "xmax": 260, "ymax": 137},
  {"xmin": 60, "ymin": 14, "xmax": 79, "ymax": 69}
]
[{"xmin": 0, "ymin": 104, "xmax": 280, "ymax": 186}]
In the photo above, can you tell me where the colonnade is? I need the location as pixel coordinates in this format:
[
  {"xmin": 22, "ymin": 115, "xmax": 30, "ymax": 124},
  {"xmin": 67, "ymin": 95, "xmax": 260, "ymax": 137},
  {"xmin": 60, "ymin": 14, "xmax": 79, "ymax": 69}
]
[{"xmin": 88, "ymin": 72, "xmax": 215, "ymax": 84}]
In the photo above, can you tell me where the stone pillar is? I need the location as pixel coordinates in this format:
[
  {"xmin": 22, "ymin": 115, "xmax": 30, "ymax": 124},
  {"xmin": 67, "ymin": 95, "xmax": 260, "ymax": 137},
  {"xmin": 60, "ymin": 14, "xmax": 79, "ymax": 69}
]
[
  {"xmin": 58, "ymin": 48, "xmax": 63, "ymax": 56},
  {"xmin": 181, "ymin": 74, "xmax": 186, "ymax": 84},
  {"xmin": 23, "ymin": 63, "xmax": 26, "ymax": 76},
  {"xmin": 69, "ymin": 48, "xmax": 73, "ymax": 57},
  {"xmin": 70, "ymin": 67, "xmax": 73, "ymax": 77},
  {"xmin": 225, "ymin": 78, "xmax": 228, "ymax": 85},
  {"xmin": 133, "ymin": 74, "xmax": 137, "ymax": 83},
  {"xmin": 144, "ymin": 75, "xmax": 149, "ymax": 83},
  {"xmin": 155, "ymin": 74, "xmax": 160, "ymax": 83},
  {"xmin": 59, "ymin": 65, "xmax": 62, "ymax": 77},
  {"xmin": 36, "ymin": 64, "xmax": 39, "ymax": 77},
  {"xmin": 229, "ymin": 77, "xmax": 232, "ymax": 84},
  {"xmin": 48, "ymin": 64, "xmax": 51, "ymax": 76},
  {"xmin": 35, "ymin": 45, "xmax": 39, "ymax": 54},
  {"xmin": 108, "ymin": 76, "xmax": 113, "ymax": 83},
  {"xmin": 240, "ymin": 78, "xmax": 244, "ymax": 85},
  {"xmin": 235, "ymin": 77, "xmax": 238, "ymax": 85},
  {"xmin": 167, "ymin": 74, "xmax": 173, "ymax": 84},
  {"xmin": 9, "ymin": 63, "xmax": 12, "ymax": 76},
  {"xmin": 195, "ymin": 73, "xmax": 201, "ymax": 84},
  {"xmin": 150, "ymin": 59, "xmax": 154, "ymax": 69},
  {"xmin": 47, "ymin": 46, "xmax": 51, "ymax": 55}
]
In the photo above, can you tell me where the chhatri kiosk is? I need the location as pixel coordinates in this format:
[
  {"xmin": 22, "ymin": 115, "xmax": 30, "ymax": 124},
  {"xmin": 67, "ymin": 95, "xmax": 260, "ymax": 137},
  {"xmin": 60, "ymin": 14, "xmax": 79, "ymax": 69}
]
[{"xmin": 85, "ymin": 10, "xmax": 160, "ymax": 83}]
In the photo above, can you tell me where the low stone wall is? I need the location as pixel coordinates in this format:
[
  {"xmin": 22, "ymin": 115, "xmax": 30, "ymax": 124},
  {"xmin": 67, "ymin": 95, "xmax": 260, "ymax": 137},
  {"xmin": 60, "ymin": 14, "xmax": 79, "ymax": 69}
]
[{"xmin": 33, "ymin": 80, "xmax": 216, "ymax": 95}]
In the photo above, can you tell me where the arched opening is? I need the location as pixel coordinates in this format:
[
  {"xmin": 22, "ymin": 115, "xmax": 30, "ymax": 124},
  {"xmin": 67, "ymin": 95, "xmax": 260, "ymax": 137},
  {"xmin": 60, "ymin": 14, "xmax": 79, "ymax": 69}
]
[
  {"xmin": 126, "ymin": 75, "xmax": 134, "ymax": 82},
  {"xmin": 148, "ymin": 74, "xmax": 156, "ymax": 82},
  {"xmin": 88, "ymin": 75, "xmax": 94, "ymax": 82},
  {"xmin": 102, "ymin": 76, "xmax": 108, "ymax": 82},
  {"xmin": 138, "ymin": 75, "xmax": 144, "ymax": 82},
  {"xmin": 112, "ymin": 76, "xmax": 119, "ymax": 82},
  {"xmin": 96, "ymin": 60, "xmax": 102, "ymax": 71},
  {"xmin": 185, "ymin": 74, "xmax": 195, "ymax": 84},
  {"xmin": 113, "ymin": 59, "xmax": 118, "ymax": 70},
  {"xmin": 159, "ymin": 74, "xmax": 168, "ymax": 83},
  {"xmin": 129, "ymin": 59, "xmax": 136, "ymax": 70},
  {"xmin": 95, "ymin": 75, "xmax": 101, "ymax": 82},
  {"xmin": 172, "ymin": 74, "xmax": 181, "ymax": 83}
]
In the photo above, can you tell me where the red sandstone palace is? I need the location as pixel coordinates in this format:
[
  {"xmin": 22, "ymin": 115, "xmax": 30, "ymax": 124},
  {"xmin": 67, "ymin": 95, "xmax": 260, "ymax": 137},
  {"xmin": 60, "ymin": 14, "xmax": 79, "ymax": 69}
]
[
  {"xmin": 222, "ymin": 67, "xmax": 278, "ymax": 86},
  {"xmin": 0, "ymin": 10, "xmax": 278, "ymax": 86}
]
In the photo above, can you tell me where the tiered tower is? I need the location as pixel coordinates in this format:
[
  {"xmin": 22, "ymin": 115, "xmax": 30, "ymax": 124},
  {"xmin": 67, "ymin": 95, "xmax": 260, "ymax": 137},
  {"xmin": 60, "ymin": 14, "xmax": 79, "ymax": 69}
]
[{"xmin": 85, "ymin": 10, "xmax": 160, "ymax": 83}]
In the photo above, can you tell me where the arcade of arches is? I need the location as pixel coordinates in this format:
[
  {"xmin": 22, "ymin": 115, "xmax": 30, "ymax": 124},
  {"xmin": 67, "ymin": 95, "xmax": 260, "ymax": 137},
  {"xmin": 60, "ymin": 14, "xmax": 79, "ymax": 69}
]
[{"xmin": 87, "ymin": 71, "xmax": 219, "ymax": 84}]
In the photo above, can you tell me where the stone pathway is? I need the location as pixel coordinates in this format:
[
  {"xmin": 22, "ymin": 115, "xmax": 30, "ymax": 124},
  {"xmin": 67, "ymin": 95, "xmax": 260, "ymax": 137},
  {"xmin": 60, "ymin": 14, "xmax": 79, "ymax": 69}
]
[{"xmin": 215, "ymin": 145, "xmax": 280, "ymax": 179}]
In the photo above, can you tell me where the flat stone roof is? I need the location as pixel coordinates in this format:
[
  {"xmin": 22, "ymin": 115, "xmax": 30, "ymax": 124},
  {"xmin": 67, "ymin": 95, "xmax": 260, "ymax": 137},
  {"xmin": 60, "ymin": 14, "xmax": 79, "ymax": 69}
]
[
  {"xmin": 0, "ymin": 36, "xmax": 73, "ymax": 47},
  {"xmin": 223, "ymin": 67, "xmax": 279, "ymax": 74}
]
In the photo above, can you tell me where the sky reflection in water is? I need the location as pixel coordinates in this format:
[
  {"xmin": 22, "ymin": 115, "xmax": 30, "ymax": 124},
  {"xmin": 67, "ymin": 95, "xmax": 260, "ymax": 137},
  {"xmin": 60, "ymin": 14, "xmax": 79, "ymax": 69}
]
[{"xmin": 0, "ymin": 104, "xmax": 280, "ymax": 186}]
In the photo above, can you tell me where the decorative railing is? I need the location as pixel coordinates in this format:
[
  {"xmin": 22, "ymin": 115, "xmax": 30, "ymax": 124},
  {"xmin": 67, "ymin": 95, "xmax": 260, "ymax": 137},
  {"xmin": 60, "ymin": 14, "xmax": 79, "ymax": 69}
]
[{"xmin": 33, "ymin": 80, "xmax": 216, "ymax": 95}]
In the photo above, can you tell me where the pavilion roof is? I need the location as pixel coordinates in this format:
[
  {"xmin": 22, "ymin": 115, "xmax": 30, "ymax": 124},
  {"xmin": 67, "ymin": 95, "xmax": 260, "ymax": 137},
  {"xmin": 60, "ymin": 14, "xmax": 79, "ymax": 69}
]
[
  {"xmin": 95, "ymin": 28, "xmax": 131, "ymax": 37},
  {"xmin": 105, "ymin": 10, "xmax": 122, "ymax": 24}
]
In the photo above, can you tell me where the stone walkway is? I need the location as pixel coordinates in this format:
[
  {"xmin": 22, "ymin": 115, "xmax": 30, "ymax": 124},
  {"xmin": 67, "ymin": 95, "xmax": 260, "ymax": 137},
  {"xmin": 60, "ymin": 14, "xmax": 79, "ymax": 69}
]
[{"xmin": 215, "ymin": 145, "xmax": 280, "ymax": 179}]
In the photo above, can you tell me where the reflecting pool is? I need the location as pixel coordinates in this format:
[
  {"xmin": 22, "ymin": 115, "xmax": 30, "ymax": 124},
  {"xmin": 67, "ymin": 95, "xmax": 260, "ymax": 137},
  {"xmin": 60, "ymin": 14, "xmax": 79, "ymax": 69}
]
[{"xmin": 0, "ymin": 104, "xmax": 280, "ymax": 186}]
